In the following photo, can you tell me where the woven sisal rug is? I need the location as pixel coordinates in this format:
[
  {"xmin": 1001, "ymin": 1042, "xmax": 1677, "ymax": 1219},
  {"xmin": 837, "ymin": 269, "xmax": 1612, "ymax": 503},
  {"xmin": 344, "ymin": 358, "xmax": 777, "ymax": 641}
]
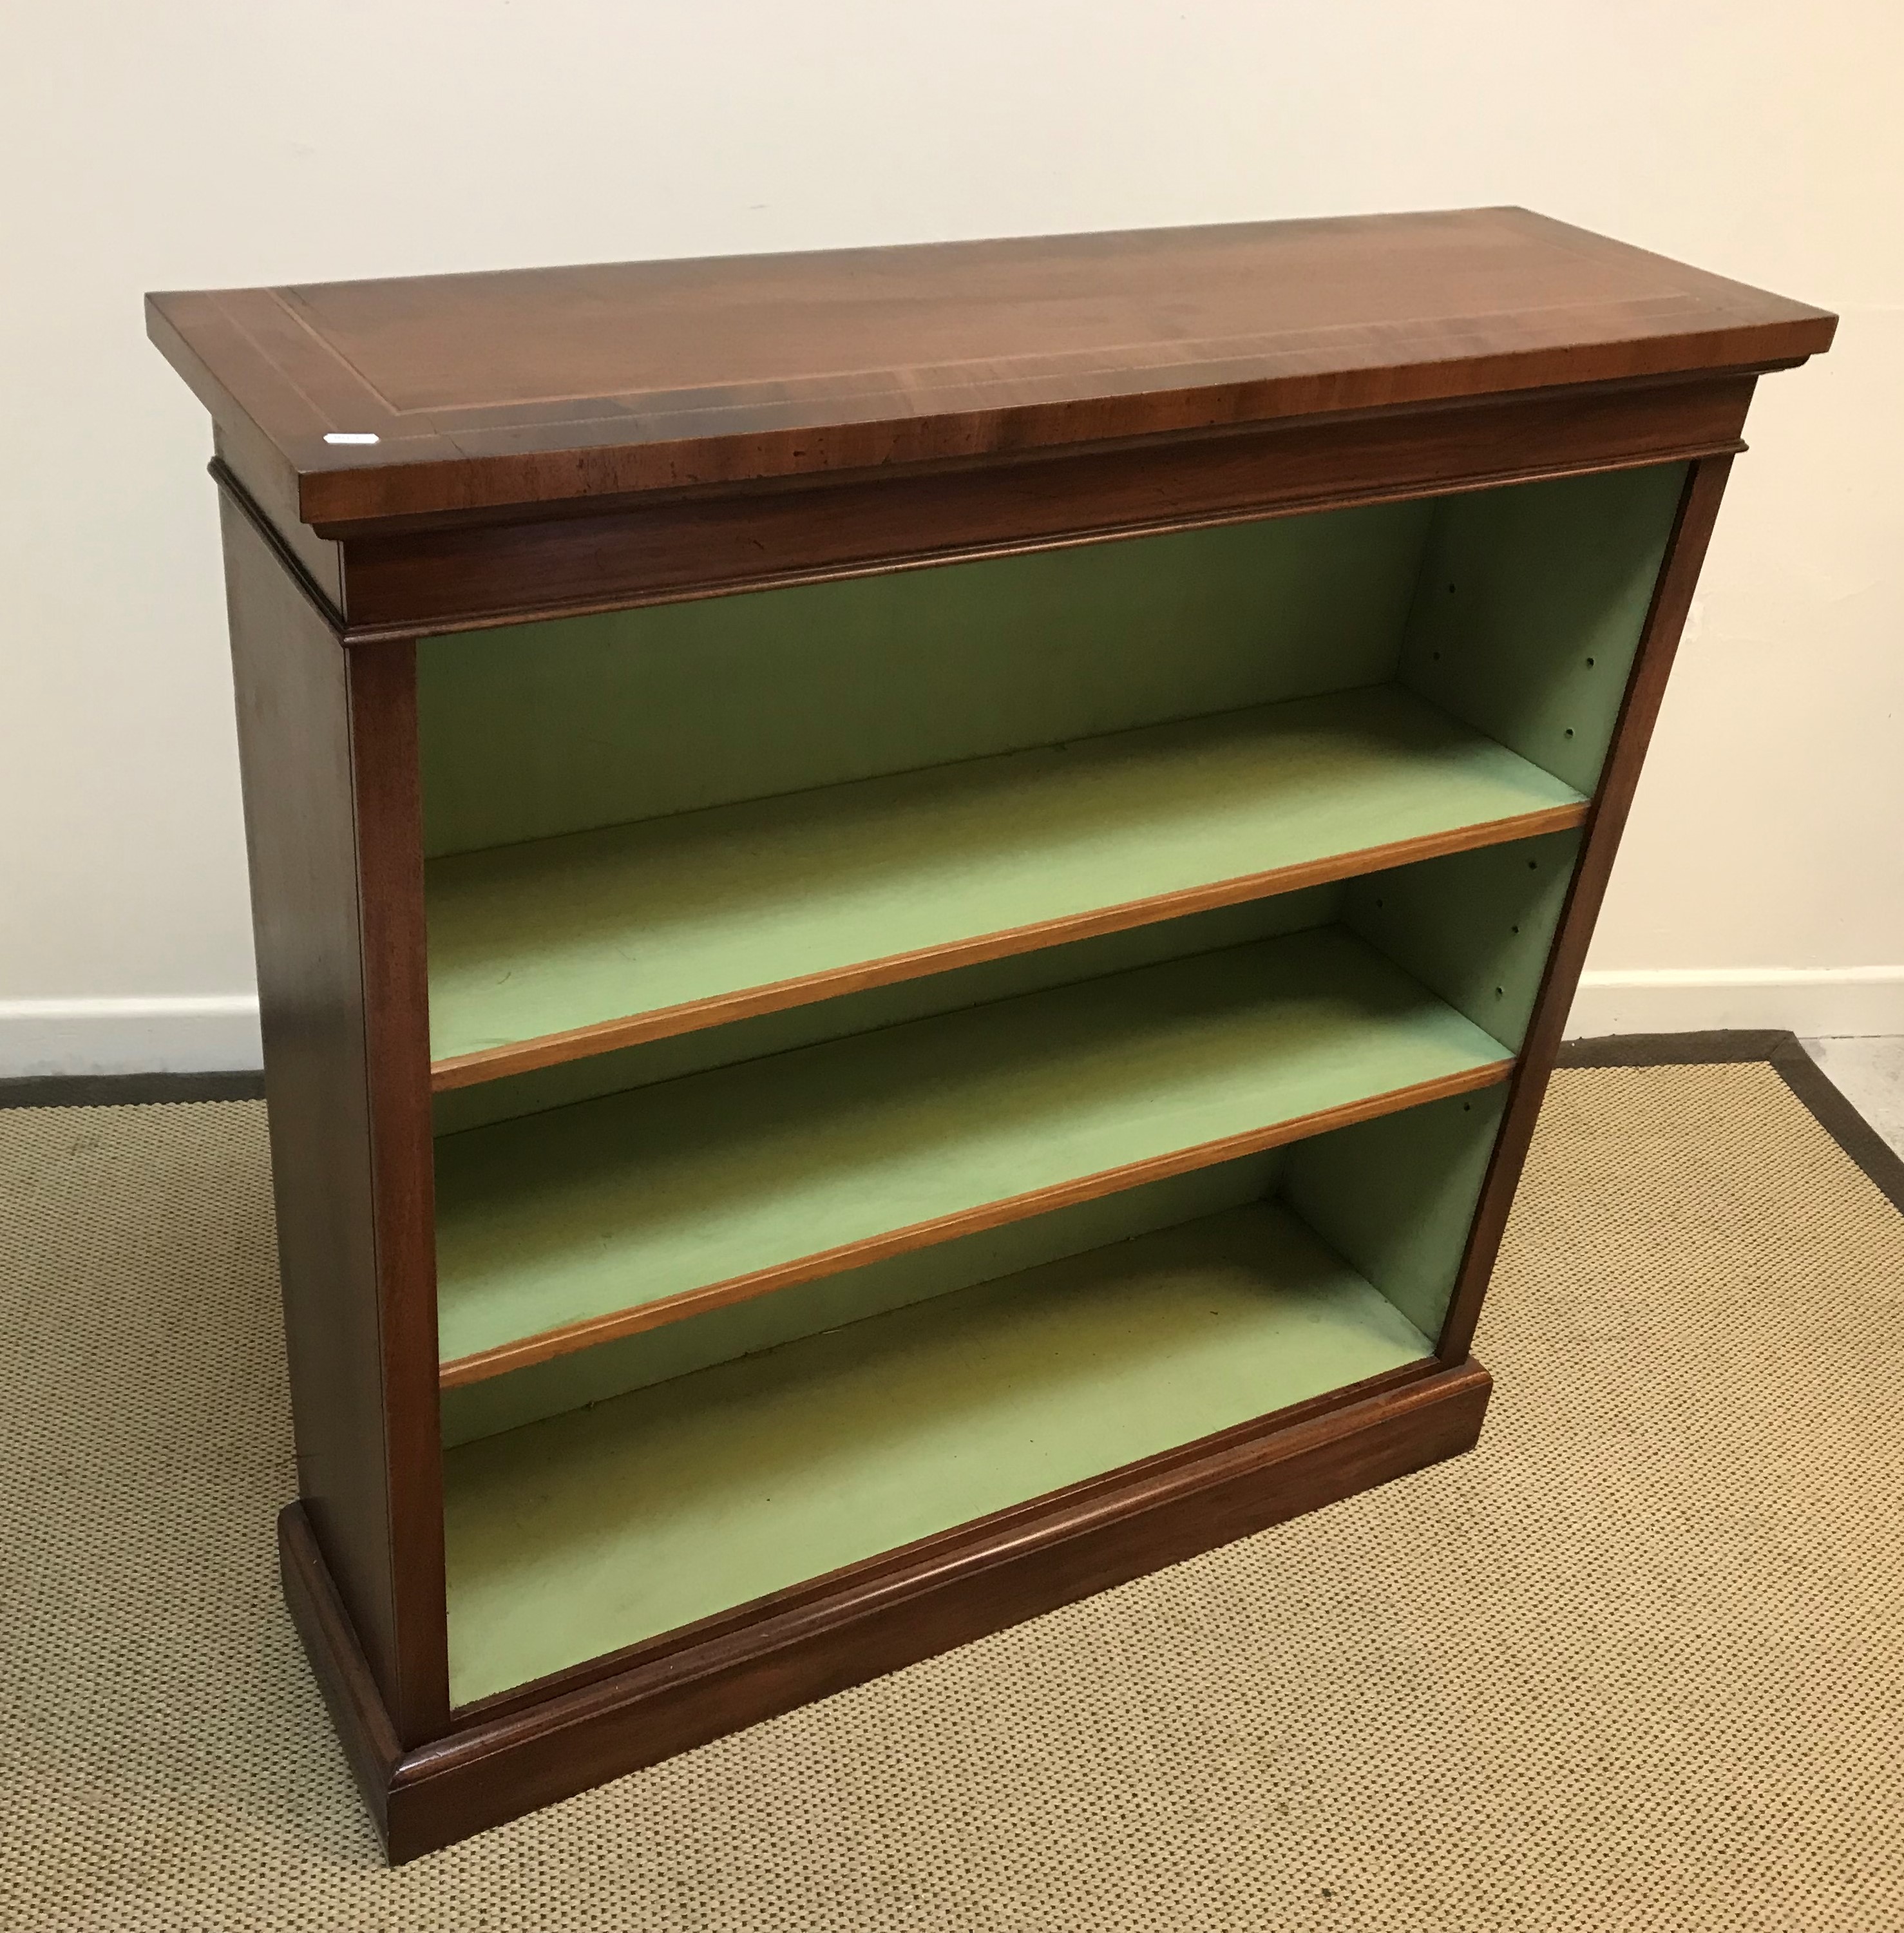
[{"xmin": 2, "ymin": 1057, "xmax": 1900, "ymax": 1929}]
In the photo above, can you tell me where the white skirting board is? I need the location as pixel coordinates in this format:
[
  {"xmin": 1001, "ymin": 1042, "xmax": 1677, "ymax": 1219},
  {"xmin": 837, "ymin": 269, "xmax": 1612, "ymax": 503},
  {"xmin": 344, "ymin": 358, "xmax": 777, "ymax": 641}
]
[
  {"xmin": 0, "ymin": 996, "xmax": 263, "ymax": 1078},
  {"xmin": 1567, "ymin": 967, "xmax": 1904, "ymax": 1040},
  {"xmin": 3, "ymin": 972, "xmax": 1903, "ymax": 1076}
]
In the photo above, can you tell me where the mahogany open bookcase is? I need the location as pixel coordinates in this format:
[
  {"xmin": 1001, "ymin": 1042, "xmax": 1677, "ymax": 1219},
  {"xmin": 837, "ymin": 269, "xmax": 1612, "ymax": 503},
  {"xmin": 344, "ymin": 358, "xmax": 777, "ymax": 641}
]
[{"xmin": 148, "ymin": 208, "xmax": 1833, "ymax": 1860}]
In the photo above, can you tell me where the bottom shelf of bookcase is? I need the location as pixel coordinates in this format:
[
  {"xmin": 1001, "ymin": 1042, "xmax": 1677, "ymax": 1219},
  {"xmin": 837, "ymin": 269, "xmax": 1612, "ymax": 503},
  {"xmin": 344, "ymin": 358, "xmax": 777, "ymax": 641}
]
[
  {"xmin": 441, "ymin": 1199, "xmax": 1440, "ymax": 1708},
  {"xmin": 281, "ymin": 1352, "xmax": 1490, "ymax": 1863}
]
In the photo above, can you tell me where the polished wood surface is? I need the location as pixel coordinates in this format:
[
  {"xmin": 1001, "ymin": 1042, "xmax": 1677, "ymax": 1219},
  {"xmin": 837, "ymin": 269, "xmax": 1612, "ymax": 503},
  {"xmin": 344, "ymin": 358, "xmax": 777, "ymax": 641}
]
[
  {"xmin": 153, "ymin": 211, "xmax": 1831, "ymax": 1862},
  {"xmin": 330, "ymin": 372, "xmax": 1758, "ymax": 634},
  {"xmin": 151, "ymin": 209, "xmax": 1831, "ymax": 533},
  {"xmin": 283, "ymin": 1358, "xmax": 1489, "ymax": 1862},
  {"xmin": 219, "ymin": 504, "xmax": 445, "ymax": 1740},
  {"xmin": 343, "ymin": 642, "xmax": 451, "ymax": 1744}
]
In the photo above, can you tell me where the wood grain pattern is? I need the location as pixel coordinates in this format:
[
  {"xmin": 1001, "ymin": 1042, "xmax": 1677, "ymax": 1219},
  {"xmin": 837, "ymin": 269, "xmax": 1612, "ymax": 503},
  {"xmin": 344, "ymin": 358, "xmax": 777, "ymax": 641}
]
[
  {"xmin": 338, "ymin": 374, "xmax": 1759, "ymax": 634},
  {"xmin": 166, "ymin": 213, "xmax": 1830, "ymax": 1862},
  {"xmin": 218, "ymin": 504, "xmax": 442, "ymax": 1737},
  {"xmin": 279, "ymin": 1357, "xmax": 1489, "ymax": 1862},
  {"xmin": 278, "ymin": 1501, "xmax": 405, "ymax": 1845},
  {"xmin": 1433, "ymin": 455, "xmax": 1735, "ymax": 1364},
  {"xmin": 344, "ymin": 643, "xmax": 452, "ymax": 1744},
  {"xmin": 146, "ymin": 208, "xmax": 1830, "ymax": 532}
]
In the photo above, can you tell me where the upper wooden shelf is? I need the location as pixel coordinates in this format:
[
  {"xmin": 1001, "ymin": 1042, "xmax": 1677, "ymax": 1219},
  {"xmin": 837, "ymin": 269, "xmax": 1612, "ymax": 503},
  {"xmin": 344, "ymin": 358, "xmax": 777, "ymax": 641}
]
[
  {"xmin": 146, "ymin": 207, "xmax": 1834, "ymax": 533},
  {"xmin": 426, "ymin": 683, "xmax": 1584, "ymax": 1087}
]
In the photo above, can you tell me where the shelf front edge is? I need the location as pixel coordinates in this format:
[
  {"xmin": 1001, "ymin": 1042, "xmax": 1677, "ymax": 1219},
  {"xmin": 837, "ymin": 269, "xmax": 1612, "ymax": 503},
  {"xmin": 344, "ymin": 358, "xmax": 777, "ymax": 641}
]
[{"xmin": 436, "ymin": 1056, "xmax": 1511, "ymax": 1387}]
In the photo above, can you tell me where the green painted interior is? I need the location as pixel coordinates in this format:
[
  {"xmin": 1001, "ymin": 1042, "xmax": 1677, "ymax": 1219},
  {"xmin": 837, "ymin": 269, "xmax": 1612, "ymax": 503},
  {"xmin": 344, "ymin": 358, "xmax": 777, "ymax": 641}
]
[
  {"xmin": 1282, "ymin": 1083, "xmax": 1509, "ymax": 1338},
  {"xmin": 424, "ymin": 685, "xmax": 1582, "ymax": 1065},
  {"xmin": 1396, "ymin": 462, "xmax": 1686, "ymax": 794},
  {"xmin": 441, "ymin": 1153, "xmax": 1286, "ymax": 1445},
  {"xmin": 432, "ymin": 888, "xmax": 1338, "ymax": 1136},
  {"xmin": 417, "ymin": 498, "xmax": 1434, "ymax": 858},
  {"xmin": 442, "ymin": 1199, "xmax": 1433, "ymax": 1704},
  {"xmin": 432, "ymin": 924, "xmax": 1510, "ymax": 1369},
  {"xmin": 425, "ymin": 461, "xmax": 1686, "ymax": 1575},
  {"xmin": 418, "ymin": 464, "xmax": 1682, "ymax": 1082},
  {"xmin": 1344, "ymin": 827, "xmax": 1583, "ymax": 1051}
]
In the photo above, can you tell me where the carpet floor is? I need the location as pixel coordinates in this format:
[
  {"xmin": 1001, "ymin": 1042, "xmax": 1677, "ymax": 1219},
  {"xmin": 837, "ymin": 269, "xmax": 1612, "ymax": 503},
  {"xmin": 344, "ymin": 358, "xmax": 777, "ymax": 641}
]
[{"xmin": 2, "ymin": 1062, "xmax": 1901, "ymax": 1930}]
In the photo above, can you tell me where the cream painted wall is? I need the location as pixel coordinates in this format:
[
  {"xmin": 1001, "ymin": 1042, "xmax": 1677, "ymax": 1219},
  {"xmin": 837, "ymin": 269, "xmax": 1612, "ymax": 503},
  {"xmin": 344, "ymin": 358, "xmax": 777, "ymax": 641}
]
[{"xmin": 1, "ymin": 1, "xmax": 1898, "ymax": 1071}]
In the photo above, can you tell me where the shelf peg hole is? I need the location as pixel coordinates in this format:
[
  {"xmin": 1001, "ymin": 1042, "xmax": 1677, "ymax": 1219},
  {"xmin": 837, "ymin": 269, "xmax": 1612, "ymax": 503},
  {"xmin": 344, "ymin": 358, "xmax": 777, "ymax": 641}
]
[
  {"xmin": 1564, "ymin": 727, "xmax": 1576, "ymax": 739},
  {"xmin": 1586, "ymin": 655, "xmax": 1597, "ymax": 667}
]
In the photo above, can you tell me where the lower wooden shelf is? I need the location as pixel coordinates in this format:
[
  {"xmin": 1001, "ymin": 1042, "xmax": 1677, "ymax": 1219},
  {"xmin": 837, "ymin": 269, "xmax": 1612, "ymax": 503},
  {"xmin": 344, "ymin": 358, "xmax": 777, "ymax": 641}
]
[
  {"xmin": 432, "ymin": 924, "xmax": 1511, "ymax": 1382},
  {"xmin": 441, "ymin": 1199, "xmax": 1436, "ymax": 1706},
  {"xmin": 283, "ymin": 1351, "xmax": 1492, "ymax": 1863}
]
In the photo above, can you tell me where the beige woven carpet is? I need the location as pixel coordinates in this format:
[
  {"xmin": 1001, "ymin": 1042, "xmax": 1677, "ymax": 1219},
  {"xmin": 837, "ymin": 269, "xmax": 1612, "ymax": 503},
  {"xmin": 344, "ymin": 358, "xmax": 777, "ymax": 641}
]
[{"xmin": 3, "ymin": 1064, "xmax": 1901, "ymax": 1930}]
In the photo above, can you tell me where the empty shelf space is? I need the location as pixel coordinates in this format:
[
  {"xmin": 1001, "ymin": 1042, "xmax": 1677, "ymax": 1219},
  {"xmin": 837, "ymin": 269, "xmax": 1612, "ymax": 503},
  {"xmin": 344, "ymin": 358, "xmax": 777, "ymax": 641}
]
[
  {"xmin": 443, "ymin": 1199, "xmax": 1434, "ymax": 1705},
  {"xmin": 426, "ymin": 683, "xmax": 1585, "ymax": 1085},
  {"xmin": 432, "ymin": 923, "xmax": 1511, "ymax": 1383}
]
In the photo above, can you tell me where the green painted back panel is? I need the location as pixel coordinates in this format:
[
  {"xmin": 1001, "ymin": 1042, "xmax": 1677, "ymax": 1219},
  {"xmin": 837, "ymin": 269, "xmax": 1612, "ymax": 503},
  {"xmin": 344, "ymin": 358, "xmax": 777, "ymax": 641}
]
[
  {"xmin": 1398, "ymin": 462, "xmax": 1686, "ymax": 793},
  {"xmin": 1344, "ymin": 827, "xmax": 1583, "ymax": 1051},
  {"xmin": 442, "ymin": 1200, "xmax": 1431, "ymax": 1702},
  {"xmin": 418, "ymin": 499, "xmax": 1433, "ymax": 857},
  {"xmin": 433, "ymin": 888, "xmax": 1339, "ymax": 1136},
  {"xmin": 432, "ymin": 924, "xmax": 1509, "ymax": 1366},
  {"xmin": 441, "ymin": 1152, "xmax": 1285, "ymax": 1445},
  {"xmin": 1281, "ymin": 1083, "xmax": 1508, "ymax": 1338},
  {"xmin": 424, "ymin": 683, "xmax": 1582, "ymax": 1063}
]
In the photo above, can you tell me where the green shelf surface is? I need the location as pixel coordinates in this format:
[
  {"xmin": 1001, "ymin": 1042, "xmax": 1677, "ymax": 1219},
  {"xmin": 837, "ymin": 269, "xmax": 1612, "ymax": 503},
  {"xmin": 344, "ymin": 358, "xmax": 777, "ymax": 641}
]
[
  {"xmin": 432, "ymin": 924, "xmax": 1510, "ymax": 1375},
  {"xmin": 425, "ymin": 683, "xmax": 1581, "ymax": 1068},
  {"xmin": 443, "ymin": 1200, "xmax": 1433, "ymax": 1705}
]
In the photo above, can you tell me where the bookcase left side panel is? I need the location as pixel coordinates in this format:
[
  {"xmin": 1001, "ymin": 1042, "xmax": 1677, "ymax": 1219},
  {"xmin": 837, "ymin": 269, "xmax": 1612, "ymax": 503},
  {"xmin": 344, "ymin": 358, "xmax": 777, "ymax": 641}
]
[{"xmin": 218, "ymin": 495, "xmax": 450, "ymax": 1746}]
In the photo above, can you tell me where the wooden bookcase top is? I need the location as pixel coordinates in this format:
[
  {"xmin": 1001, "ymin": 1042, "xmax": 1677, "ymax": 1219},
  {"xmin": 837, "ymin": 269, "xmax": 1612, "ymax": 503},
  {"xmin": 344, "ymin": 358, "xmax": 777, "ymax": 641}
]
[{"xmin": 146, "ymin": 207, "xmax": 1833, "ymax": 530}]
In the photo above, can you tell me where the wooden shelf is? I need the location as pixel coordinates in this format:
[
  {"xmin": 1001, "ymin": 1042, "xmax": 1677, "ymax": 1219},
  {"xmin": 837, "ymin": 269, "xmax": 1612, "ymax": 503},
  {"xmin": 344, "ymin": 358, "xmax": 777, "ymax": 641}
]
[
  {"xmin": 433, "ymin": 924, "xmax": 1512, "ymax": 1384},
  {"xmin": 442, "ymin": 1200, "xmax": 1434, "ymax": 1706},
  {"xmin": 425, "ymin": 683, "xmax": 1585, "ymax": 1087}
]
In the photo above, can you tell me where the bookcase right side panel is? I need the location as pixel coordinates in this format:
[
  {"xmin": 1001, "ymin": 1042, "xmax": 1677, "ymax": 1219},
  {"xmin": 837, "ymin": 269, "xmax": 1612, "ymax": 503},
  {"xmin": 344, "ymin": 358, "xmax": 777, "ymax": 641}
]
[{"xmin": 1429, "ymin": 455, "xmax": 1738, "ymax": 1363}]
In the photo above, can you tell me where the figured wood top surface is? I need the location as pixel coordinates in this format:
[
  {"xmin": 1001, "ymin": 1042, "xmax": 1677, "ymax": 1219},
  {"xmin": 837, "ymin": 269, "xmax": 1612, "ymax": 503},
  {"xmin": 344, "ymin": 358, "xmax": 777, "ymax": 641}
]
[{"xmin": 146, "ymin": 207, "xmax": 1834, "ymax": 528}]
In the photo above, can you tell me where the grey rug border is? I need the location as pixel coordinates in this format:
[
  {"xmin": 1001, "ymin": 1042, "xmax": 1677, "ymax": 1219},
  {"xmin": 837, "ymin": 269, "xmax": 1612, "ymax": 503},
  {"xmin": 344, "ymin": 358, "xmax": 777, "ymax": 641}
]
[
  {"xmin": 0, "ymin": 1070, "xmax": 266, "ymax": 1108},
  {"xmin": 1560, "ymin": 1027, "xmax": 1904, "ymax": 1221}
]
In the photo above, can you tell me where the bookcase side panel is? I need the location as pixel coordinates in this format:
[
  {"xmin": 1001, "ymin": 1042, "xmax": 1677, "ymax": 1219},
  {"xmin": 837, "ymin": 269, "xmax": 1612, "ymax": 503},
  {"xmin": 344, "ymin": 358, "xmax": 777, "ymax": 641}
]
[
  {"xmin": 220, "ymin": 499, "xmax": 448, "ymax": 1743},
  {"xmin": 1282, "ymin": 1085, "xmax": 1509, "ymax": 1340},
  {"xmin": 1396, "ymin": 460, "xmax": 1691, "ymax": 795},
  {"xmin": 220, "ymin": 498, "xmax": 403, "ymax": 1700},
  {"xmin": 1434, "ymin": 454, "xmax": 1736, "ymax": 1363}
]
